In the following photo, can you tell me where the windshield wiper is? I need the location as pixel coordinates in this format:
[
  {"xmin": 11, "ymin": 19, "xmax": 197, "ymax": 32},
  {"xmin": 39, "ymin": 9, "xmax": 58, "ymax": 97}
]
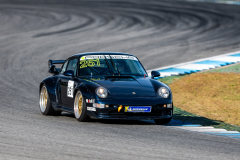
[
  {"xmin": 109, "ymin": 55, "xmax": 121, "ymax": 76},
  {"xmin": 103, "ymin": 55, "xmax": 114, "ymax": 76}
]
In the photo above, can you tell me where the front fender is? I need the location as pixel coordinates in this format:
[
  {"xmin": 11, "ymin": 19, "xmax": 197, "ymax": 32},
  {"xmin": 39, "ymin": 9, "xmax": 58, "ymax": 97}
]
[
  {"xmin": 149, "ymin": 79, "xmax": 172, "ymax": 100},
  {"xmin": 74, "ymin": 84, "xmax": 94, "ymax": 100},
  {"xmin": 76, "ymin": 82, "xmax": 114, "ymax": 101}
]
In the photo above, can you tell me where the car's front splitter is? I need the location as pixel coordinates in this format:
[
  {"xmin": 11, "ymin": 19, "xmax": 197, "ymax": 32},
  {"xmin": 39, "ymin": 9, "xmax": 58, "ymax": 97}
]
[{"xmin": 87, "ymin": 111, "xmax": 172, "ymax": 120}]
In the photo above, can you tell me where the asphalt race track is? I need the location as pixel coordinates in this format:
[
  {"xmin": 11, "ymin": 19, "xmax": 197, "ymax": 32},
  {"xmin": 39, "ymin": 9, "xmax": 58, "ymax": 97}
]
[{"xmin": 0, "ymin": 0, "xmax": 240, "ymax": 159}]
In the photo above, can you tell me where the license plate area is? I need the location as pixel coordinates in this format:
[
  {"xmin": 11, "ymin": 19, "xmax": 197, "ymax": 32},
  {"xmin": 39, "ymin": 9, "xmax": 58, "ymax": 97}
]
[{"xmin": 124, "ymin": 106, "xmax": 151, "ymax": 113}]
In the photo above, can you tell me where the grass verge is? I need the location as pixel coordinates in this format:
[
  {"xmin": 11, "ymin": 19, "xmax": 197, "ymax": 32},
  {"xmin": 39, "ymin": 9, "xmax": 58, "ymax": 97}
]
[{"xmin": 160, "ymin": 63, "xmax": 240, "ymax": 131}]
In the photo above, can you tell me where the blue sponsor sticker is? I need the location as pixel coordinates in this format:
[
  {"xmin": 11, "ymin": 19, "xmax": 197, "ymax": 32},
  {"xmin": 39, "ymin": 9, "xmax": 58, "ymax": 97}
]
[{"xmin": 125, "ymin": 106, "xmax": 151, "ymax": 113}]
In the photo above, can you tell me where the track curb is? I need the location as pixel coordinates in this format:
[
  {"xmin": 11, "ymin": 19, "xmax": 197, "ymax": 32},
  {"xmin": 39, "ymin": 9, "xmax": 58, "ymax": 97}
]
[{"xmin": 147, "ymin": 50, "xmax": 240, "ymax": 78}]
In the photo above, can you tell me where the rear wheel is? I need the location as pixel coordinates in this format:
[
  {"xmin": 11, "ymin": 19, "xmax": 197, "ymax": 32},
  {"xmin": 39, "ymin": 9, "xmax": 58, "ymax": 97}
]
[
  {"xmin": 39, "ymin": 84, "xmax": 61, "ymax": 116},
  {"xmin": 154, "ymin": 118, "xmax": 172, "ymax": 125},
  {"xmin": 74, "ymin": 91, "xmax": 90, "ymax": 122}
]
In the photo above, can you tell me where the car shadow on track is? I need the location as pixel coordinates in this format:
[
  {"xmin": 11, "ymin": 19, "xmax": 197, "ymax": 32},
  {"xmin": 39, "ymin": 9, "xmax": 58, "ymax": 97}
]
[
  {"xmin": 96, "ymin": 119, "xmax": 156, "ymax": 125},
  {"xmin": 172, "ymin": 113, "xmax": 221, "ymax": 126},
  {"xmin": 57, "ymin": 112, "xmax": 222, "ymax": 126},
  {"xmin": 60, "ymin": 112, "xmax": 156, "ymax": 125}
]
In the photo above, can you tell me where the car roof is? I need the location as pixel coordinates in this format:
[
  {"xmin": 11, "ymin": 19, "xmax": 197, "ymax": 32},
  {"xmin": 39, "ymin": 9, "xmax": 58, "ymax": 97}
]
[{"xmin": 71, "ymin": 52, "xmax": 134, "ymax": 58}]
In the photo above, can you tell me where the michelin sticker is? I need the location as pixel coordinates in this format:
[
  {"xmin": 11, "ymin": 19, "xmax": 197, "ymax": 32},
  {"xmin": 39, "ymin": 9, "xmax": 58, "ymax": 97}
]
[{"xmin": 67, "ymin": 80, "xmax": 74, "ymax": 98}]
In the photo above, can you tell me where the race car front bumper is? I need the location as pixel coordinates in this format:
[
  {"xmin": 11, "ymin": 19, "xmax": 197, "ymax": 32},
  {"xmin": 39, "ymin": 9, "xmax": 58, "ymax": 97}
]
[{"xmin": 85, "ymin": 97, "xmax": 173, "ymax": 120}]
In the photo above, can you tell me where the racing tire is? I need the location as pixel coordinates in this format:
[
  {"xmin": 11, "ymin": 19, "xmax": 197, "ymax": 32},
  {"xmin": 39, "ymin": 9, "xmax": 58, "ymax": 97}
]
[
  {"xmin": 39, "ymin": 84, "xmax": 61, "ymax": 116},
  {"xmin": 74, "ymin": 90, "xmax": 90, "ymax": 122},
  {"xmin": 154, "ymin": 118, "xmax": 172, "ymax": 125}
]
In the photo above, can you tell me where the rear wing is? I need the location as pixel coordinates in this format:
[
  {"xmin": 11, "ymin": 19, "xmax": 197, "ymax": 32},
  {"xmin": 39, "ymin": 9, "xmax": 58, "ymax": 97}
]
[
  {"xmin": 48, "ymin": 59, "xmax": 65, "ymax": 67},
  {"xmin": 48, "ymin": 59, "xmax": 65, "ymax": 74}
]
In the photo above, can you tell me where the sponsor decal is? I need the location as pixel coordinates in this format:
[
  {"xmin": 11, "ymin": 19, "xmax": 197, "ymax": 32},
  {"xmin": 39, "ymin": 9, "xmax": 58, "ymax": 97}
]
[
  {"xmin": 80, "ymin": 55, "xmax": 138, "ymax": 61},
  {"xmin": 67, "ymin": 80, "xmax": 74, "ymax": 98},
  {"xmin": 87, "ymin": 107, "xmax": 96, "ymax": 111},
  {"xmin": 80, "ymin": 55, "xmax": 105, "ymax": 61},
  {"xmin": 125, "ymin": 106, "xmax": 151, "ymax": 112},
  {"xmin": 93, "ymin": 103, "xmax": 105, "ymax": 108},
  {"xmin": 125, "ymin": 106, "xmax": 129, "ymax": 112},
  {"xmin": 86, "ymin": 99, "xmax": 94, "ymax": 103},
  {"xmin": 109, "ymin": 55, "xmax": 138, "ymax": 61}
]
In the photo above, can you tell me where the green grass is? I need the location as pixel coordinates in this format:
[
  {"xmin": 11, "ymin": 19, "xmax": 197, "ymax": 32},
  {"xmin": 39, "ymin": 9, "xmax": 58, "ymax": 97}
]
[
  {"xmin": 206, "ymin": 63, "xmax": 240, "ymax": 73},
  {"xmin": 160, "ymin": 63, "xmax": 240, "ymax": 131},
  {"xmin": 159, "ymin": 75, "xmax": 184, "ymax": 85}
]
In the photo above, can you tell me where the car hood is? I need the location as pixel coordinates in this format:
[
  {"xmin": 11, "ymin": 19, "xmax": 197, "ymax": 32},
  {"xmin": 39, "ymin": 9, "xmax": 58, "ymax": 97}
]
[{"xmin": 91, "ymin": 77, "xmax": 156, "ymax": 97}]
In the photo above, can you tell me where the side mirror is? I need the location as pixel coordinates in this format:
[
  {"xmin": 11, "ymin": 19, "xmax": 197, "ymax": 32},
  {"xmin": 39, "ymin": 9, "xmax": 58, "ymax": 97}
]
[
  {"xmin": 49, "ymin": 65, "xmax": 58, "ymax": 74},
  {"xmin": 63, "ymin": 70, "xmax": 74, "ymax": 77},
  {"xmin": 151, "ymin": 71, "xmax": 160, "ymax": 79}
]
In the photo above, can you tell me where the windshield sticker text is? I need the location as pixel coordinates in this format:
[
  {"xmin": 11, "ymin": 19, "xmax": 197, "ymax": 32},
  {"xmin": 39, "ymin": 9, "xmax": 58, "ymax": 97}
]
[{"xmin": 80, "ymin": 59, "xmax": 100, "ymax": 69}]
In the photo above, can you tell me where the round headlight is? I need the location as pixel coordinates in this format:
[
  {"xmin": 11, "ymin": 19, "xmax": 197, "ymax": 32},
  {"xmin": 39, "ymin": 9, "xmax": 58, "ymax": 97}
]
[
  {"xmin": 96, "ymin": 87, "xmax": 108, "ymax": 98},
  {"xmin": 158, "ymin": 87, "xmax": 169, "ymax": 98}
]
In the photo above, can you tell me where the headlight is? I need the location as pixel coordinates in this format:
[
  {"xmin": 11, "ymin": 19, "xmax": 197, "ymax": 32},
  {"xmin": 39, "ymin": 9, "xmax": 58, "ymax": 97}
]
[
  {"xmin": 158, "ymin": 87, "xmax": 169, "ymax": 98},
  {"xmin": 96, "ymin": 87, "xmax": 108, "ymax": 98}
]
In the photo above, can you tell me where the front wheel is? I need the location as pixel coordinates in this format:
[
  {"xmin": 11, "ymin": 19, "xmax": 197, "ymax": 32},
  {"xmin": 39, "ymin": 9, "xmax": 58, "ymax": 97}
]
[
  {"xmin": 74, "ymin": 91, "xmax": 90, "ymax": 122},
  {"xmin": 154, "ymin": 118, "xmax": 172, "ymax": 125},
  {"xmin": 39, "ymin": 84, "xmax": 61, "ymax": 116}
]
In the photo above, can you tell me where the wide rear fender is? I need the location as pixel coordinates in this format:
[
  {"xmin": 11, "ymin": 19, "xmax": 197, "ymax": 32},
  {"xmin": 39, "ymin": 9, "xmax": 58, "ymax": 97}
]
[{"xmin": 39, "ymin": 77, "xmax": 58, "ymax": 103}]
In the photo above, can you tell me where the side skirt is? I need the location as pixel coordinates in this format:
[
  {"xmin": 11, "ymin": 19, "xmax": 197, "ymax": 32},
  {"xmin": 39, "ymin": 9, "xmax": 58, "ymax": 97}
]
[{"xmin": 53, "ymin": 105, "xmax": 74, "ymax": 113}]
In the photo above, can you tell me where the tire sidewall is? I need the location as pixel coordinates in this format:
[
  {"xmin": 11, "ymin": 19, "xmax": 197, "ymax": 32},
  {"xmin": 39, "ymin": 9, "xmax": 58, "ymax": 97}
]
[
  {"xmin": 39, "ymin": 85, "xmax": 51, "ymax": 115},
  {"xmin": 74, "ymin": 90, "xmax": 88, "ymax": 122}
]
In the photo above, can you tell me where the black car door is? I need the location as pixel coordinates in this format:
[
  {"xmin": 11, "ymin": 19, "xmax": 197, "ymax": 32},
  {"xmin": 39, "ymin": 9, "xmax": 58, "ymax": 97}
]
[{"xmin": 59, "ymin": 58, "xmax": 78, "ymax": 108}]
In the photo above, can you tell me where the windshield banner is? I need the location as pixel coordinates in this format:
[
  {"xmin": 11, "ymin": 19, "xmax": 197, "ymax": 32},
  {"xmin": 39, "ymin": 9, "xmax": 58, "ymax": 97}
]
[{"xmin": 80, "ymin": 55, "xmax": 138, "ymax": 61}]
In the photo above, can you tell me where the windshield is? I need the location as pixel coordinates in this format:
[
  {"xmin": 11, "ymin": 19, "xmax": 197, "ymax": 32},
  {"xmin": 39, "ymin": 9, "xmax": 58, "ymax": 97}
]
[{"xmin": 78, "ymin": 55, "xmax": 147, "ymax": 76}]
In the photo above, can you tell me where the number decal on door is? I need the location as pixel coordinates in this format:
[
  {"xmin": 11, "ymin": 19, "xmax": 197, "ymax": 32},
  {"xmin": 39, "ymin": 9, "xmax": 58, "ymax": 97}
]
[{"xmin": 67, "ymin": 80, "xmax": 74, "ymax": 98}]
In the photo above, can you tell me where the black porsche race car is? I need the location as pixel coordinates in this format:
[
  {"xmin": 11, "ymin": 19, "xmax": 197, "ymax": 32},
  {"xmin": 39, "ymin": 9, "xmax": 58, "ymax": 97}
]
[{"xmin": 39, "ymin": 52, "xmax": 173, "ymax": 124}]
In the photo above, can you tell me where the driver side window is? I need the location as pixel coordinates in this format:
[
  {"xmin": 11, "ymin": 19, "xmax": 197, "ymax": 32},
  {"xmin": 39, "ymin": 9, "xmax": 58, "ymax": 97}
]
[
  {"xmin": 66, "ymin": 59, "xmax": 78, "ymax": 72},
  {"xmin": 60, "ymin": 60, "xmax": 69, "ymax": 74}
]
